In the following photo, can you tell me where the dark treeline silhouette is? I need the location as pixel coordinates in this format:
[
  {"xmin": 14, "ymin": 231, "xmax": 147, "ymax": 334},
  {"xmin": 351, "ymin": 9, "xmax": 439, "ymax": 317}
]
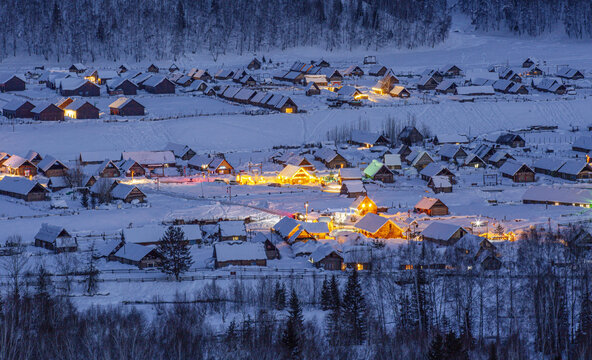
[{"xmin": 0, "ymin": 0, "xmax": 451, "ymax": 62}]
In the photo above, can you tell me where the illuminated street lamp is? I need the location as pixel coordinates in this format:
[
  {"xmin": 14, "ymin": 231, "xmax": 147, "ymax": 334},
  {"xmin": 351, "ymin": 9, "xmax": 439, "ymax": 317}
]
[{"xmin": 305, "ymin": 201, "xmax": 309, "ymax": 221}]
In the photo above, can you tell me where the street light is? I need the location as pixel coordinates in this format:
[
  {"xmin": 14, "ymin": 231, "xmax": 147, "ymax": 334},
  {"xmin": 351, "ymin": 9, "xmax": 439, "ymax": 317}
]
[{"xmin": 305, "ymin": 201, "xmax": 309, "ymax": 221}]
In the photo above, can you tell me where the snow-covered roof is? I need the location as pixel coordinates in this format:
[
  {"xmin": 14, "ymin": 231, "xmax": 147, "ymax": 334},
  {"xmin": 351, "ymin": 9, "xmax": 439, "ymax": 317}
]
[
  {"xmin": 165, "ymin": 142, "xmax": 193, "ymax": 158},
  {"xmin": 384, "ymin": 154, "xmax": 401, "ymax": 167},
  {"xmin": 438, "ymin": 144, "xmax": 464, "ymax": 159},
  {"xmin": 420, "ymin": 163, "xmax": 450, "ymax": 178},
  {"xmin": 111, "ymin": 183, "xmax": 143, "ymax": 200},
  {"xmin": 188, "ymin": 155, "xmax": 212, "ymax": 168},
  {"xmin": 488, "ymin": 151, "xmax": 512, "ymax": 163},
  {"xmin": 31, "ymin": 102, "xmax": 58, "ymax": 114},
  {"xmin": 343, "ymin": 246, "xmax": 372, "ymax": 263},
  {"xmin": 411, "ymin": 151, "xmax": 435, "ymax": 167},
  {"xmin": 0, "ymin": 73, "xmax": 24, "ymax": 84},
  {"xmin": 300, "ymin": 221, "xmax": 329, "ymax": 234},
  {"xmin": 338, "ymin": 85, "xmax": 362, "ymax": 98},
  {"xmin": 573, "ymin": 136, "xmax": 592, "ymax": 151},
  {"xmin": 65, "ymin": 99, "xmax": 94, "ymax": 111},
  {"xmin": 557, "ymin": 160, "xmax": 589, "ymax": 176},
  {"xmin": 34, "ymin": 223, "xmax": 70, "ymax": 243},
  {"xmin": 435, "ymin": 79, "xmax": 457, "ymax": 91},
  {"xmin": 60, "ymin": 78, "xmax": 90, "ymax": 91},
  {"xmin": 429, "ymin": 175, "xmax": 451, "ymax": 188},
  {"xmin": 2, "ymin": 154, "xmax": 29, "ymax": 168},
  {"xmin": 109, "ymin": 97, "xmax": 141, "ymax": 109},
  {"xmin": 339, "ymin": 168, "xmax": 362, "ymax": 179},
  {"xmin": 273, "ymin": 217, "xmax": 300, "ymax": 238},
  {"xmin": 0, "ymin": 177, "xmax": 47, "ymax": 196},
  {"xmin": 142, "ymin": 75, "xmax": 169, "ymax": 87},
  {"xmin": 499, "ymin": 161, "xmax": 531, "ymax": 176},
  {"xmin": 214, "ymin": 241, "xmax": 266, "ymax": 262},
  {"xmin": 522, "ymin": 186, "xmax": 592, "ymax": 205},
  {"xmin": 292, "ymin": 240, "xmax": 320, "ymax": 256},
  {"xmin": 121, "ymin": 151, "xmax": 175, "ymax": 166},
  {"xmin": 37, "ymin": 155, "xmax": 67, "ymax": 173},
  {"xmin": 532, "ymin": 158, "xmax": 565, "ymax": 172},
  {"xmin": 421, "ymin": 222, "xmax": 463, "ymax": 241},
  {"xmin": 219, "ymin": 220, "xmax": 247, "ymax": 238},
  {"xmin": 315, "ymin": 148, "xmax": 339, "ymax": 163},
  {"xmin": 309, "ymin": 243, "xmax": 342, "ymax": 263},
  {"xmin": 354, "ymin": 213, "xmax": 391, "ymax": 234},
  {"xmin": 341, "ymin": 180, "xmax": 365, "ymax": 194},
  {"xmin": 278, "ymin": 164, "xmax": 305, "ymax": 178},
  {"xmin": 114, "ymin": 243, "xmax": 157, "ymax": 262},
  {"xmin": 2, "ymin": 99, "xmax": 29, "ymax": 111},
  {"xmin": 456, "ymin": 86, "xmax": 495, "ymax": 96},
  {"xmin": 96, "ymin": 239, "xmax": 123, "ymax": 257},
  {"xmin": 414, "ymin": 197, "xmax": 443, "ymax": 210}
]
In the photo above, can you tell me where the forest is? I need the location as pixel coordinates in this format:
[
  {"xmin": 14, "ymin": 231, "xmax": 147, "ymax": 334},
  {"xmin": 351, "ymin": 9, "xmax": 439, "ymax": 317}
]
[
  {"xmin": 1, "ymin": 226, "xmax": 592, "ymax": 359},
  {"xmin": 0, "ymin": 0, "xmax": 590, "ymax": 63}
]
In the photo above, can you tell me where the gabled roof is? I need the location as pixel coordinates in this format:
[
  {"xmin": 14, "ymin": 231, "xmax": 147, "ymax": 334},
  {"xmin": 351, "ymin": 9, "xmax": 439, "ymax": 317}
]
[
  {"xmin": 414, "ymin": 197, "xmax": 445, "ymax": 210},
  {"xmin": 2, "ymin": 99, "xmax": 30, "ymax": 111},
  {"xmin": 438, "ymin": 144, "xmax": 465, "ymax": 159},
  {"xmin": 435, "ymin": 134, "xmax": 469, "ymax": 144},
  {"xmin": 456, "ymin": 86, "xmax": 495, "ymax": 95},
  {"xmin": 2, "ymin": 155, "xmax": 30, "ymax": 169},
  {"xmin": 278, "ymin": 164, "xmax": 310, "ymax": 179},
  {"xmin": 499, "ymin": 161, "xmax": 533, "ymax": 176},
  {"xmin": 214, "ymin": 242, "xmax": 266, "ymax": 262},
  {"xmin": 34, "ymin": 223, "xmax": 70, "ymax": 243},
  {"xmin": 121, "ymin": 151, "xmax": 175, "ymax": 165},
  {"xmin": 532, "ymin": 158, "xmax": 565, "ymax": 172},
  {"xmin": 109, "ymin": 97, "xmax": 143, "ymax": 109},
  {"xmin": 0, "ymin": 177, "xmax": 48, "ymax": 196},
  {"xmin": 310, "ymin": 243, "xmax": 342, "ymax": 263},
  {"xmin": 37, "ymin": 155, "xmax": 68, "ymax": 172},
  {"xmin": 351, "ymin": 130, "xmax": 386, "ymax": 146},
  {"xmin": 273, "ymin": 216, "xmax": 300, "ymax": 239},
  {"xmin": 420, "ymin": 163, "xmax": 452, "ymax": 178},
  {"xmin": 31, "ymin": 102, "xmax": 60, "ymax": 114},
  {"xmin": 314, "ymin": 148, "xmax": 340, "ymax": 163},
  {"xmin": 339, "ymin": 168, "xmax": 362, "ymax": 179},
  {"xmin": 111, "ymin": 183, "xmax": 144, "ymax": 200},
  {"xmin": 383, "ymin": 154, "xmax": 401, "ymax": 167},
  {"xmin": 411, "ymin": 151, "xmax": 435, "ymax": 167},
  {"xmin": 114, "ymin": 243, "xmax": 158, "ymax": 262},
  {"xmin": 354, "ymin": 213, "xmax": 395, "ymax": 234},
  {"xmin": 142, "ymin": 75, "xmax": 169, "ymax": 87},
  {"xmin": 557, "ymin": 160, "xmax": 591, "ymax": 176},
  {"xmin": 165, "ymin": 142, "xmax": 194, "ymax": 158},
  {"xmin": 341, "ymin": 180, "xmax": 365, "ymax": 194},
  {"xmin": 421, "ymin": 222, "xmax": 463, "ymax": 241},
  {"xmin": 429, "ymin": 175, "xmax": 451, "ymax": 188},
  {"xmin": 364, "ymin": 160, "xmax": 389, "ymax": 178},
  {"xmin": 118, "ymin": 159, "xmax": 142, "ymax": 173},
  {"xmin": 65, "ymin": 99, "xmax": 96, "ymax": 111},
  {"xmin": 573, "ymin": 136, "xmax": 592, "ymax": 151},
  {"xmin": 219, "ymin": 220, "xmax": 247, "ymax": 237}
]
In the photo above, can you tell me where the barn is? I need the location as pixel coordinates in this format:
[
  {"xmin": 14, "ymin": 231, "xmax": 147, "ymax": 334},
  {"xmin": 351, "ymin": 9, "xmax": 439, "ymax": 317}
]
[
  {"xmin": 0, "ymin": 74, "xmax": 26, "ymax": 92},
  {"xmin": 2, "ymin": 99, "xmax": 35, "ymax": 118},
  {"xmin": 109, "ymin": 98, "xmax": 145, "ymax": 116},
  {"xmin": 414, "ymin": 197, "xmax": 449, "ymax": 216},
  {"xmin": 31, "ymin": 102, "xmax": 64, "ymax": 121},
  {"xmin": 34, "ymin": 224, "xmax": 77, "ymax": 253},
  {"xmin": 64, "ymin": 100, "xmax": 99, "ymax": 119},
  {"xmin": 59, "ymin": 79, "xmax": 100, "ymax": 97},
  {"xmin": 143, "ymin": 75, "xmax": 175, "ymax": 94},
  {"xmin": 0, "ymin": 177, "xmax": 48, "ymax": 201}
]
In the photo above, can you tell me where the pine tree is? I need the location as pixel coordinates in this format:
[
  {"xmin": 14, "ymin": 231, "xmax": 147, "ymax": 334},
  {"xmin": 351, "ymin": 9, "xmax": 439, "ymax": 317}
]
[
  {"xmin": 225, "ymin": 319, "xmax": 238, "ymax": 348},
  {"xmin": 329, "ymin": 275, "xmax": 340, "ymax": 308},
  {"xmin": 90, "ymin": 195, "xmax": 97, "ymax": 209},
  {"xmin": 85, "ymin": 242, "xmax": 99, "ymax": 295},
  {"xmin": 426, "ymin": 333, "xmax": 444, "ymax": 360},
  {"xmin": 320, "ymin": 278, "xmax": 331, "ymax": 310},
  {"xmin": 341, "ymin": 270, "xmax": 367, "ymax": 344},
  {"xmin": 157, "ymin": 226, "xmax": 193, "ymax": 281},
  {"xmin": 487, "ymin": 342, "xmax": 498, "ymax": 360},
  {"xmin": 413, "ymin": 268, "xmax": 431, "ymax": 335},
  {"xmin": 96, "ymin": 20, "xmax": 105, "ymax": 42},
  {"xmin": 262, "ymin": 55, "xmax": 266, "ymax": 63},
  {"xmin": 576, "ymin": 290, "xmax": 592, "ymax": 358},
  {"xmin": 51, "ymin": 1, "xmax": 62, "ymax": 33},
  {"xmin": 81, "ymin": 191, "xmax": 89, "ymax": 208},
  {"xmin": 35, "ymin": 264, "xmax": 52, "ymax": 300},
  {"xmin": 282, "ymin": 289, "xmax": 303, "ymax": 357},
  {"xmin": 274, "ymin": 281, "xmax": 286, "ymax": 310}
]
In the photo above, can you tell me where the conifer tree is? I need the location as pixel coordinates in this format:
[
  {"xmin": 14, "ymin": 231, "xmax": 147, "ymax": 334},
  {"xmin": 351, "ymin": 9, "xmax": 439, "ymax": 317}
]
[
  {"xmin": 320, "ymin": 278, "xmax": 331, "ymax": 310},
  {"xmin": 341, "ymin": 269, "xmax": 367, "ymax": 344},
  {"xmin": 274, "ymin": 281, "xmax": 286, "ymax": 310},
  {"xmin": 85, "ymin": 242, "xmax": 99, "ymax": 295},
  {"xmin": 81, "ymin": 191, "xmax": 89, "ymax": 208},
  {"xmin": 282, "ymin": 289, "xmax": 303, "ymax": 358},
  {"xmin": 426, "ymin": 333, "xmax": 444, "ymax": 360},
  {"xmin": 157, "ymin": 226, "xmax": 193, "ymax": 281}
]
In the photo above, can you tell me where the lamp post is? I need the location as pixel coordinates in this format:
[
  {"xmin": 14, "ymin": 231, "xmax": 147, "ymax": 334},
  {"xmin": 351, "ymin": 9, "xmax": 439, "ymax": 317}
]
[{"xmin": 305, "ymin": 201, "xmax": 309, "ymax": 221}]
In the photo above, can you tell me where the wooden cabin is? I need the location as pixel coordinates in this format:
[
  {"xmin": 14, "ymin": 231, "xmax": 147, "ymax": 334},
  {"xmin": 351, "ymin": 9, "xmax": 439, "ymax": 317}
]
[
  {"xmin": 414, "ymin": 197, "xmax": 449, "ymax": 216},
  {"xmin": 31, "ymin": 103, "xmax": 64, "ymax": 121},
  {"xmin": 2, "ymin": 99, "xmax": 35, "ymax": 119},
  {"xmin": 500, "ymin": 161, "xmax": 535, "ymax": 183},
  {"xmin": 0, "ymin": 74, "xmax": 26, "ymax": 92},
  {"xmin": 354, "ymin": 213, "xmax": 403, "ymax": 239},
  {"xmin": 64, "ymin": 100, "xmax": 99, "ymax": 119},
  {"xmin": 0, "ymin": 177, "xmax": 48, "ymax": 201},
  {"xmin": 109, "ymin": 98, "xmax": 145, "ymax": 116}
]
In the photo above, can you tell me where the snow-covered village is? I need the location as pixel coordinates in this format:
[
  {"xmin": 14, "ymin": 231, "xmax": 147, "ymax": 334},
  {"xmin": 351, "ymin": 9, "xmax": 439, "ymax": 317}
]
[{"xmin": 1, "ymin": 1, "xmax": 592, "ymax": 359}]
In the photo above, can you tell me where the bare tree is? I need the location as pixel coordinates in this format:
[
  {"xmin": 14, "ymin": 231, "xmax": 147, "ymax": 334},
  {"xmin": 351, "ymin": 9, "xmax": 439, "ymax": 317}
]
[{"xmin": 2, "ymin": 235, "xmax": 29, "ymax": 301}]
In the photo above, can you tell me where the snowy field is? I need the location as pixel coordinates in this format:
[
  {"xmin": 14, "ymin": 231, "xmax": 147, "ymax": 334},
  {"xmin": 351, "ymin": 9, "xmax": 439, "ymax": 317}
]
[{"xmin": 1, "ymin": 31, "xmax": 592, "ymax": 318}]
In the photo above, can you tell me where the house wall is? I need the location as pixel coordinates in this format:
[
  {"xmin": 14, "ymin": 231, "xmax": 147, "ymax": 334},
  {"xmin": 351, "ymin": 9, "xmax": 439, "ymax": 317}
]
[
  {"xmin": 0, "ymin": 77, "xmax": 26, "ymax": 92},
  {"xmin": 36, "ymin": 107, "xmax": 64, "ymax": 121}
]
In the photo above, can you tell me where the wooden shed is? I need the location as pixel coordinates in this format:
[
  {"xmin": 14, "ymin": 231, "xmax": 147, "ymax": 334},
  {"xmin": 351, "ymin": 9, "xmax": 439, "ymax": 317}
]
[{"xmin": 109, "ymin": 98, "xmax": 145, "ymax": 116}]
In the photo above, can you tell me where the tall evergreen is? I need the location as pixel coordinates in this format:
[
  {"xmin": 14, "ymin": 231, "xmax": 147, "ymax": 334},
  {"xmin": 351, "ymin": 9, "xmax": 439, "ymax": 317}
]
[
  {"xmin": 341, "ymin": 270, "xmax": 367, "ymax": 344},
  {"xmin": 274, "ymin": 281, "xmax": 287, "ymax": 310},
  {"xmin": 320, "ymin": 278, "xmax": 331, "ymax": 310},
  {"xmin": 282, "ymin": 289, "xmax": 304, "ymax": 358},
  {"xmin": 85, "ymin": 242, "xmax": 99, "ymax": 295},
  {"xmin": 157, "ymin": 226, "xmax": 193, "ymax": 281},
  {"xmin": 426, "ymin": 333, "xmax": 444, "ymax": 360}
]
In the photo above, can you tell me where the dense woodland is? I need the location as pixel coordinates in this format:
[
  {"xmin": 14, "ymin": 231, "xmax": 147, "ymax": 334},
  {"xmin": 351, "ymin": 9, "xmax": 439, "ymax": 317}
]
[
  {"xmin": 1, "ymin": 226, "xmax": 592, "ymax": 359},
  {"xmin": 0, "ymin": 0, "xmax": 590, "ymax": 63}
]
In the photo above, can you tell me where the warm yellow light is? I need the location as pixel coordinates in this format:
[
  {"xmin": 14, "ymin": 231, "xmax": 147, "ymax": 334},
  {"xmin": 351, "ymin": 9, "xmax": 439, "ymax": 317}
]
[
  {"xmin": 285, "ymin": 108, "xmax": 293, "ymax": 113},
  {"xmin": 356, "ymin": 263, "xmax": 363, "ymax": 271},
  {"xmin": 64, "ymin": 109, "xmax": 76, "ymax": 118}
]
